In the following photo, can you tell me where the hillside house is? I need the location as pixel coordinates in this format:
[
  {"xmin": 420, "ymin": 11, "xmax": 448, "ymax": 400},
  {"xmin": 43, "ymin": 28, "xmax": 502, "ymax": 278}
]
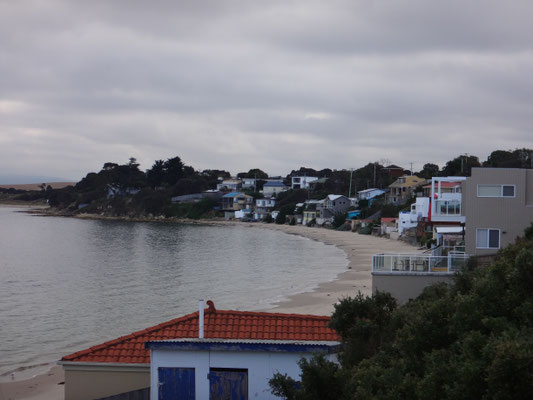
[
  {"xmin": 221, "ymin": 192, "xmax": 253, "ymax": 212},
  {"xmin": 317, "ymin": 195, "xmax": 351, "ymax": 223},
  {"xmin": 254, "ymin": 198, "xmax": 276, "ymax": 220},
  {"xmin": 59, "ymin": 301, "xmax": 339, "ymax": 400},
  {"xmin": 262, "ymin": 181, "xmax": 288, "ymax": 197},
  {"xmin": 241, "ymin": 178, "xmax": 256, "ymax": 190},
  {"xmin": 358, "ymin": 188, "xmax": 386, "ymax": 201},
  {"xmin": 381, "ymin": 164, "xmax": 406, "ymax": 179},
  {"xmin": 386, "ymin": 175, "xmax": 426, "ymax": 205},
  {"xmin": 217, "ymin": 179, "xmax": 242, "ymax": 192},
  {"xmin": 291, "ymin": 176, "xmax": 318, "ymax": 190}
]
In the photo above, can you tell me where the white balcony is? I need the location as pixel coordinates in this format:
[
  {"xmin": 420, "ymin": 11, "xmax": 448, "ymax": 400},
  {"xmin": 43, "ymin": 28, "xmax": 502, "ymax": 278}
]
[
  {"xmin": 372, "ymin": 252, "xmax": 469, "ymax": 274},
  {"xmin": 430, "ymin": 177, "xmax": 466, "ymax": 223}
]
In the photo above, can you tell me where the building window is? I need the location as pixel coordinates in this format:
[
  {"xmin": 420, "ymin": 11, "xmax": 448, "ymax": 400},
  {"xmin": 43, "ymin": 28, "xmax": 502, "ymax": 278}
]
[
  {"xmin": 477, "ymin": 184, "xmax": 515, "ymax": 197},
  {"xmin": 476, "ymin": 229, "xmax": 500, "ymax": 249},
  {"xmin": 502, "ymin": 185, "xmax": 515, "ymax": 197}
]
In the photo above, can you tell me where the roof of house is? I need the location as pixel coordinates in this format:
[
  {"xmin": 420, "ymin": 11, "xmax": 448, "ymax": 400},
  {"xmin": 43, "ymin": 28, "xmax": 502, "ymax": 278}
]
[
  {"xmin": 383, "ymin": 164, "xmax": 403, "ymax": 170},
  {"xmin": 388, "ymin": 175, "xmax": 426, "ymax": 188},
  {"xmin": 358, "ymin": 188, "xmax": 382, "ymax": 194},
  {"xmin": 264, "ymin": 181, "xmax": 287, "ymax": 187},
  {"xmin": 61, "ymin": 301, "xmax": 339, "ymax": 365},
  {"xmin": 326, "ymin": 194, "xmax": 347, "ymax": 201},
  {"xmin": 381, "ymin": 218, "xmax": 396, "ymax": 223},
  {"xmin": 222, "ymin": 192, "xmax": 249, "ymax": 198}
]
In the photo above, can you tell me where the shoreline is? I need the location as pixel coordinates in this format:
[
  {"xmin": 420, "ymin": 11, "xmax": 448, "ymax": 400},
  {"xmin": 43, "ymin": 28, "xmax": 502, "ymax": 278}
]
[{"xmin": 0, "ymin": 211, "xmax": 418, "ymax": 400}]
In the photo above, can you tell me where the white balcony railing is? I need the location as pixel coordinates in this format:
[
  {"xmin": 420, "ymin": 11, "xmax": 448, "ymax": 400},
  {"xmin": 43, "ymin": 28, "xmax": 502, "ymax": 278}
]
[{"xmin": 372, "ymin": 252, "xmax": 469, "ymax": 274}]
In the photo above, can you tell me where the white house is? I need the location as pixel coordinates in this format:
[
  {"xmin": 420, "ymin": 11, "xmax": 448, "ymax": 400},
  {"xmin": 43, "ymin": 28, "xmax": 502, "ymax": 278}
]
[
  {"xmin": 398, "ymin": 197, "xmax": 430, "ymax": 235},
  {"xmin": 291, "ymin": 176, "xmax": 318, "ymax": 190},
  {"xmin": 262, "ymin": 181, "xmax": 288, "ymax": 196},
  {"xmin": 241, "ymin": 178, "xmax": 256, "ymax": 190},
  {"xmin": 147, "ymin": 301, "xmax": 339, "ymax": 400},
  {"xmin": 60, "ymin": 301, "xmax": 339, "ymax": 400},
  {"xmin": 254, "ymin": 198, "xmax": 276, "ymax": 220},
  {"xmin": 217, "ymin": 179, "xmax": 242, "ymax": 191}
]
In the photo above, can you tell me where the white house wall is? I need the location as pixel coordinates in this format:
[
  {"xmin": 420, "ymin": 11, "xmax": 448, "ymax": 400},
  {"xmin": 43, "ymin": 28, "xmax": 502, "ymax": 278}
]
[{"xmin": 150, "ymin": 349, "xmax": 337, "ymax": 400}]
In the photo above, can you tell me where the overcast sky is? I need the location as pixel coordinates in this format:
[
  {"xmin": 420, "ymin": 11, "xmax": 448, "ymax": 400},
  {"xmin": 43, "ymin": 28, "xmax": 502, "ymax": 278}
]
[{"xmin": 1, "ymin": 0, "xmax": 533, "ymax": 181}]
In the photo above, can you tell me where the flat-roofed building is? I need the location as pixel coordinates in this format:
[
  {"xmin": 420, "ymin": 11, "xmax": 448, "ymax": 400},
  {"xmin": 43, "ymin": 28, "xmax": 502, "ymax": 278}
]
[{"xmin": 462, "ymin": 168, "xmax": 533, "ymax": 256}]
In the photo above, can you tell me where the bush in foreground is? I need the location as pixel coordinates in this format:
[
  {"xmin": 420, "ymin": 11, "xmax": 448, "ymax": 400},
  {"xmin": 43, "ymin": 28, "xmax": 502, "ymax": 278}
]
[{"xmin": 271, "ymin": 224, "xmax": 533, "ymax": 400}]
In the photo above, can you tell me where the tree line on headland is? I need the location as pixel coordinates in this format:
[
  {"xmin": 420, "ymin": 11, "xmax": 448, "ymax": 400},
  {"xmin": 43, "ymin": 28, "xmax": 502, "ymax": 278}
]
[{"xmin": 2, "ymin": 148, "xmax": 532, "ymax": 219}]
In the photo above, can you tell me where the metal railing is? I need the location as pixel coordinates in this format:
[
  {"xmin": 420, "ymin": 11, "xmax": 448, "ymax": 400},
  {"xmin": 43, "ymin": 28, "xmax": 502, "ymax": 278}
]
[{"xmin": 372, "ymin": 252, "xmax": 469, "ymax": 274}]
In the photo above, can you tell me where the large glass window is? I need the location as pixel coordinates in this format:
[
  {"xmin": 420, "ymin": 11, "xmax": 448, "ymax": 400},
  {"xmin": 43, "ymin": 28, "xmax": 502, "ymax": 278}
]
[
  {"xmin": 477, "ymin": 185, "xmax": 501, "ymax": 197},
  {"xmin": 476, "ymin": 229, "xmax": 500, "ymax": 249}
]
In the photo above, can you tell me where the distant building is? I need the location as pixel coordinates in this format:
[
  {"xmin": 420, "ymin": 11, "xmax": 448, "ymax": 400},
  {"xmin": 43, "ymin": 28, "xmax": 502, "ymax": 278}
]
[
  {"xmin": 241, "ymin": 178, "xmax": 256, "ymax": 190},
  {"xmin": 254, "ymin": 198, "xmax": 276, "ymax": 220},
  {"xmin": 317, "ymin": 194, "xmax": 351, "ymax": 224},
  {"xmin": 302, "ymin": 209, "xmax": 319, "ymax": 225},
  {"xmin": 291, "ymin": 176, "xmax": 319, "ymax": 190},
  {"xmin": 262, "ymin": 181, "xmax": 288, "ymax": 197},
  {"xmin": 358, "ymin": 188, "xmax": 386, "ymax": 201},
  {"xmin": 381, "ymin": 165, "xmax": 406, "ymax": 178},
  {"xmin": 171, "ymin": 191, "xmax": 223, "ymax": 204},
  {"xmin": 221, "ymin": 192, "xmax": 253, "ymax": 212},
  {"xmin": 386, "ymin": 175, "xmax": 426, "ymax": 205},
  {"xmin": 216, "ymin": 179, "xmax": 242, "ymax": 192}
]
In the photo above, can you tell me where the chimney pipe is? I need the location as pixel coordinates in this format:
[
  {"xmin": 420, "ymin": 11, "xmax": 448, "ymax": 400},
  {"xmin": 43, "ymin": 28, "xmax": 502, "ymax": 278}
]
[{"xmin": 199, "ymin": 299, "xmax": 204, "ymax": 339}]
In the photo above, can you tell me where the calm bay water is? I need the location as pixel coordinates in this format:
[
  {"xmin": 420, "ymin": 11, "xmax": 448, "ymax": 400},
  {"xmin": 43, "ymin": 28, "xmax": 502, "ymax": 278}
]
[{"xmin": 0, "ymin": 206, "xmax": 347, "ymax": 377}]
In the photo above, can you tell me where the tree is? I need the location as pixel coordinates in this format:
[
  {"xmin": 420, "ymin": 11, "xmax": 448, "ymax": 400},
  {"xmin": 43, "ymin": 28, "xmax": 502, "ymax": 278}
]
[
  {"xmin": 483, "ymin": 148, "xmax": 533, "ymax": 169},
  {"xmin": 276, "ymin": 189, "xmax": 309, "ymax": 209},
  {"xmin": 146, "ymin": 160, "xmax": 166, "ymax": 188},
  {"xmin": 417, "ymin": 163, "xmax": 440, "ymax": 179},
  {"xmin": 237, "ymin": 168, "xmax": 269, "ymax": 179},
  {"xmin": 442, "ymin": 155, "xmax": 481, "ymax": 176},
  {"xmin": 332, "ymin": 212, "xmax": 347, "ymax": 229},
  {"xmin": 163, "ymin": 156, "xmax": 185, "ymax": 186},
  {"xmin": 271, "ymin": 224, "xmax": 533, "ymax": 399},
  {"xmin": 275, "ymin": 204, "xmax": 295, "ymax": 224}
]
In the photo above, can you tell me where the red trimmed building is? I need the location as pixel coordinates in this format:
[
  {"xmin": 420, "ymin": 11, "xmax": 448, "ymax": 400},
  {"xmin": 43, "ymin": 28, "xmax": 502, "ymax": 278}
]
[{"xmin": 59, "ymin": 301, "xmax": 339, "ymax": 400}]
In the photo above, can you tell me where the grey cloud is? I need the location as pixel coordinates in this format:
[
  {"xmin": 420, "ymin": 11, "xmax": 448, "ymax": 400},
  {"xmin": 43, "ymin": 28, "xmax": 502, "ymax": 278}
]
[{"xmin": 1, "ymin": 0, "xmax": 533, "ymax": 179}]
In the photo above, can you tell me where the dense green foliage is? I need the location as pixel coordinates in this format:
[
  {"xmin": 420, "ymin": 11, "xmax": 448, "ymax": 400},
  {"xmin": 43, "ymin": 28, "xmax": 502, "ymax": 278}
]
[
  {"xmin": 332, "ymin": 212, "xmax": 348, "ymax": 229},
  {"xmin": 36, "ymin": 157, "xmax": 225, "ymax": 218},
  {"xmin": 271, "ymin": 225, "xmax": 533, "ymax": 400}
]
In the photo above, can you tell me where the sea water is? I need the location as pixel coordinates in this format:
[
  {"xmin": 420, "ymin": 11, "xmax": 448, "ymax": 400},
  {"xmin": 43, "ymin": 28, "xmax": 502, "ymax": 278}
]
[{"xmin": 0, "ymin": 206, "xmax": 347, "ymax": 378}]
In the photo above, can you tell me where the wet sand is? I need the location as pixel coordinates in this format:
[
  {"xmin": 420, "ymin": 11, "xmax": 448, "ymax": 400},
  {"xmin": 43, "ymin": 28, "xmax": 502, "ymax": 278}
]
[{"xmin": 0, "ymin": 221, "xmax": 417, "ymax": 399}]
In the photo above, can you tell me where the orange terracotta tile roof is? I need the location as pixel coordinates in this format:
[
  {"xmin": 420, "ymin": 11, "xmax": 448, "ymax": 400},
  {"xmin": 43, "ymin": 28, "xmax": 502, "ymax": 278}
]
[{"xmin": 61, "ymin": 301, "xmax": 339, "ymax": 364}]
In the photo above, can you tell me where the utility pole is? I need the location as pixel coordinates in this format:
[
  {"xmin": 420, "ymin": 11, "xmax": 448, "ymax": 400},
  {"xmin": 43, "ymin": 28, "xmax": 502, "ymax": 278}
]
[
  {"xmin": 373, "ymin": 163, "xmax": 376, "ymax": 187},
  {"xmin": 348, "ymin": 168, "xmax": 353, "ymax": 198},
  {"xmin": 409, "ymin": 162, "xmax": 414, "ymax": 175},
  {"xmin": 462, "ymin": 153, "xmax": 469, "ymax": 175}
]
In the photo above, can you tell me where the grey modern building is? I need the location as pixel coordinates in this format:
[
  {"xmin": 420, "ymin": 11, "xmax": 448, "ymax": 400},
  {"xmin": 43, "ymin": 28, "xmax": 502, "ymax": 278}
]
[{"xmin": 462, "ymin": 168, "xmax": 533, "ymax": 256}]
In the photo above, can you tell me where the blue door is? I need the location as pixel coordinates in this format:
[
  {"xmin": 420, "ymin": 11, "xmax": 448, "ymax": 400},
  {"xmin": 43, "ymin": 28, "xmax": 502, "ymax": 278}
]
[
  {"xmin": 158, "ymin": 367, "xmax": 195, "ymax": 400},
  {"xmin": 209, "ymin": 368, "xmax": 248, "ymax": 400}
]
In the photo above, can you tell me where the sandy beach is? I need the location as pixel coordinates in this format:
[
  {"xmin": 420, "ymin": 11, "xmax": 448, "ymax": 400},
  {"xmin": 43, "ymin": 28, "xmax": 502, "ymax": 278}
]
[{"xmin": 0, "ymin": 221, "xmax": 417, "ymax": 400}]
